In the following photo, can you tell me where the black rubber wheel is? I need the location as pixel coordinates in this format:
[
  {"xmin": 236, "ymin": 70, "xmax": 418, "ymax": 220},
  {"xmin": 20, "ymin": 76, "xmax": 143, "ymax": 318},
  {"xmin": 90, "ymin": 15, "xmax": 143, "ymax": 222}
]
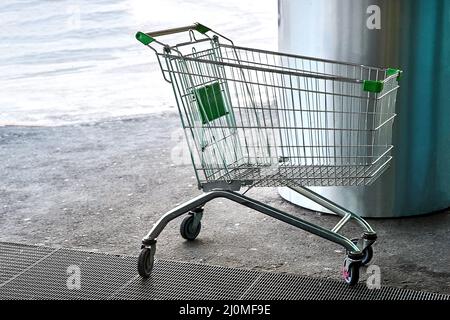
[
  {"xmin": 180, "ymin": 215, "xmax": 201, "ymax": 241},
  {"xmin": 342, "ymin": 260, "xmax": 360, "ymax": 286},
  {"xmin": 137, "ymin": 247, "xmax": 155, "ymax": 278},
  {"xmin": 351, "ymin": 238, "xmax": 373, "ymax": 266}
]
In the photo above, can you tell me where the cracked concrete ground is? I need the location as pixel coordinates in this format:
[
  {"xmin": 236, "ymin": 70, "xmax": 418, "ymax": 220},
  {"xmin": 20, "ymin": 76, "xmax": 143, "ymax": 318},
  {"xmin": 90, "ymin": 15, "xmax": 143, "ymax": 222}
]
[{"xmin": 1, "ymin": 113, "xmax": 449, "ymax": 295}]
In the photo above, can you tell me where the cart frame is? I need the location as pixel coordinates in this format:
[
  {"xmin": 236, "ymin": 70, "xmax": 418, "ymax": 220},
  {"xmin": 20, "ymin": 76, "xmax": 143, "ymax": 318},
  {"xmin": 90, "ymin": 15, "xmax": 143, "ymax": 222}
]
[{"xmin": 135, "ymin": 23, "xmax": 401, "ymax": 285}]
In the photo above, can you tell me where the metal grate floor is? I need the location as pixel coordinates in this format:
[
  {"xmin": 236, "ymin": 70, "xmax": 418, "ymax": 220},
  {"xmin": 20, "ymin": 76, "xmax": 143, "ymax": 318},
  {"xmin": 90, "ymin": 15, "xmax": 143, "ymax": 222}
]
[{"xmin": 0, "ymin": 242, "xmax": 448, "ymax": 300}]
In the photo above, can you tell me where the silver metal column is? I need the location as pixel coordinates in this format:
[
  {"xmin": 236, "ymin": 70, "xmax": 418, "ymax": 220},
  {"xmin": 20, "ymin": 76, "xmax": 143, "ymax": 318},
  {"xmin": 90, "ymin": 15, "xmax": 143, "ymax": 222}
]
[{"xmin": 278, "ymin": 0, "xmax": 450, "ymax": 217}]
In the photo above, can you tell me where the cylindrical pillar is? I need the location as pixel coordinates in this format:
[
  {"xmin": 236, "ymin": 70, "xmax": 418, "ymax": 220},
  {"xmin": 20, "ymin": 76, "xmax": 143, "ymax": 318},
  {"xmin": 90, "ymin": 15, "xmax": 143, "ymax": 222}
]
[{"xmin": 278, "ymin": 0, "xmax": 450, "ymax": 217}]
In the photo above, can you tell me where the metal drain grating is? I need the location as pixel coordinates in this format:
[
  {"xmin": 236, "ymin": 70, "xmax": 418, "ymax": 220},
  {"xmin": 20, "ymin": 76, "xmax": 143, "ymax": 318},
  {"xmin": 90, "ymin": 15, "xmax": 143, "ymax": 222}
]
[
  {"xmin": 240, "ymin": 271, "xmax": 448, "ymax": 300},
  {"xmin": 0, "ymin": 242, "xmax": 56, "ymax": 286},
  {"xmin": 112, "ymin": 259, "xmax": 261, "ymax": 300},
  {"xmin": 0, "ymin": 248, "xmax": 138, "ymax": 300},
  {"xmin": 0, "ymin": 242, "xmax": 448, "ymax": 300}
]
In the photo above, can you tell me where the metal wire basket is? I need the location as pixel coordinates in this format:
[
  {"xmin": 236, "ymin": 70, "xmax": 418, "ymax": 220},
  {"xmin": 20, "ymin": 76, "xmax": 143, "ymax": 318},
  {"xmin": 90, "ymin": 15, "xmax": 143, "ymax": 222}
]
[
  {"xmin": 138, "ymin": 24, "xmax": 400, "ymax": 191},
  {"xmin": 135, "ymin": 23, "xmax": 402, "ymax": 286}
]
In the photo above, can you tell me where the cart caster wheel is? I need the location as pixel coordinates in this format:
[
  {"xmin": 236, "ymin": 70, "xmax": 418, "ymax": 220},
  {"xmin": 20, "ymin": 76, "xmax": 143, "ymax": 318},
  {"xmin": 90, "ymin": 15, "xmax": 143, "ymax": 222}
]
[
  {"xmin": 138, "ymin": 245, "xmax": 155, "ymax": 278},
  {"xmin": 351, "ymin": 238, "xmax": 373, "ymax": 266},
  {"xmin": 180, "ymin": 214, "xmax": 201, "ymax": 241},
  {"xmin": 342, "ymin": 258, "xmax": 360, "ymax": 286}
]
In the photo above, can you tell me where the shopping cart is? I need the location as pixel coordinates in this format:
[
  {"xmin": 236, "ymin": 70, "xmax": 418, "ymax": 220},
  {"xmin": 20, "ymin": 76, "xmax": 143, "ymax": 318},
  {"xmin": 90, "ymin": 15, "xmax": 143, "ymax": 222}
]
[{"xmin": 135, "ymin": 23, "xmax": 401, "ymax": 285}]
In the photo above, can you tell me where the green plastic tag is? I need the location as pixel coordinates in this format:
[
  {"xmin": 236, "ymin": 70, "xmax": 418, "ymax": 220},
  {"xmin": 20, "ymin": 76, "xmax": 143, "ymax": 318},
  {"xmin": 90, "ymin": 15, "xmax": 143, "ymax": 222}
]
[
  {"xmin": 135, "ymin": 32, "xmax": 154, "ymax": 45},
  {"xmin": 363, "ymin": 80, "xmax": 384, "ymax": 93},
  {"xmin": 194, "ymin": 82, "xmax": 228, "ymax": 124},
  {"xmin": 386, "ymin": 68, "xmax": 402, "ymax": 80},
  {"xmin": 195, "ymin": 23, "xmax": 210, "ymax": 34}
]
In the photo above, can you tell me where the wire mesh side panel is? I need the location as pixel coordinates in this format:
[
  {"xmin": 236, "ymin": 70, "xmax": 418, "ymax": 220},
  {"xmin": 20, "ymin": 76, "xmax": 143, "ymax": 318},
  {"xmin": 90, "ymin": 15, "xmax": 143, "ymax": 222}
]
[
  {"xmin": 163, "ymin": 41, "xmax": 398, "ymax": 189},
  {"xmin": 165, "ymin": 45, "xmax": 245, "ymax": 186}
]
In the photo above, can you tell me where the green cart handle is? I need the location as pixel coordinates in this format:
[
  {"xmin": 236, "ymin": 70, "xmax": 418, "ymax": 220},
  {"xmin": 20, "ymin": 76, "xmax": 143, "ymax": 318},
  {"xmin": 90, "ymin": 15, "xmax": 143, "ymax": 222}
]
[{"xmin": 136, "ymin": 23, "xmax": 210, "ymax": 45}]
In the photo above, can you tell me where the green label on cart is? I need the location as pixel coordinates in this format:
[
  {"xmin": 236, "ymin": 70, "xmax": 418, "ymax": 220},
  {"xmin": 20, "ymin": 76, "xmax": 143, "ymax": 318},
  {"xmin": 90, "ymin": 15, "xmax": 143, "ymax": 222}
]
[
  {"xmin": 386, "ymin": 68, "xmax": 402, "ymax": 80},
  {"xmin": 363, "ymin": 80, "xmax": 384, "ymax": 93},
  {"xmin": 194, "ymin": 82, "xmax": 228, "ymax": 124},
  {"xmin": 135, "ymin": 31, "xmax": 154, "ymax": 45},
  {"xmin": 195, "ymin": 23, "xmax": 210, "ymax": 34}
]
